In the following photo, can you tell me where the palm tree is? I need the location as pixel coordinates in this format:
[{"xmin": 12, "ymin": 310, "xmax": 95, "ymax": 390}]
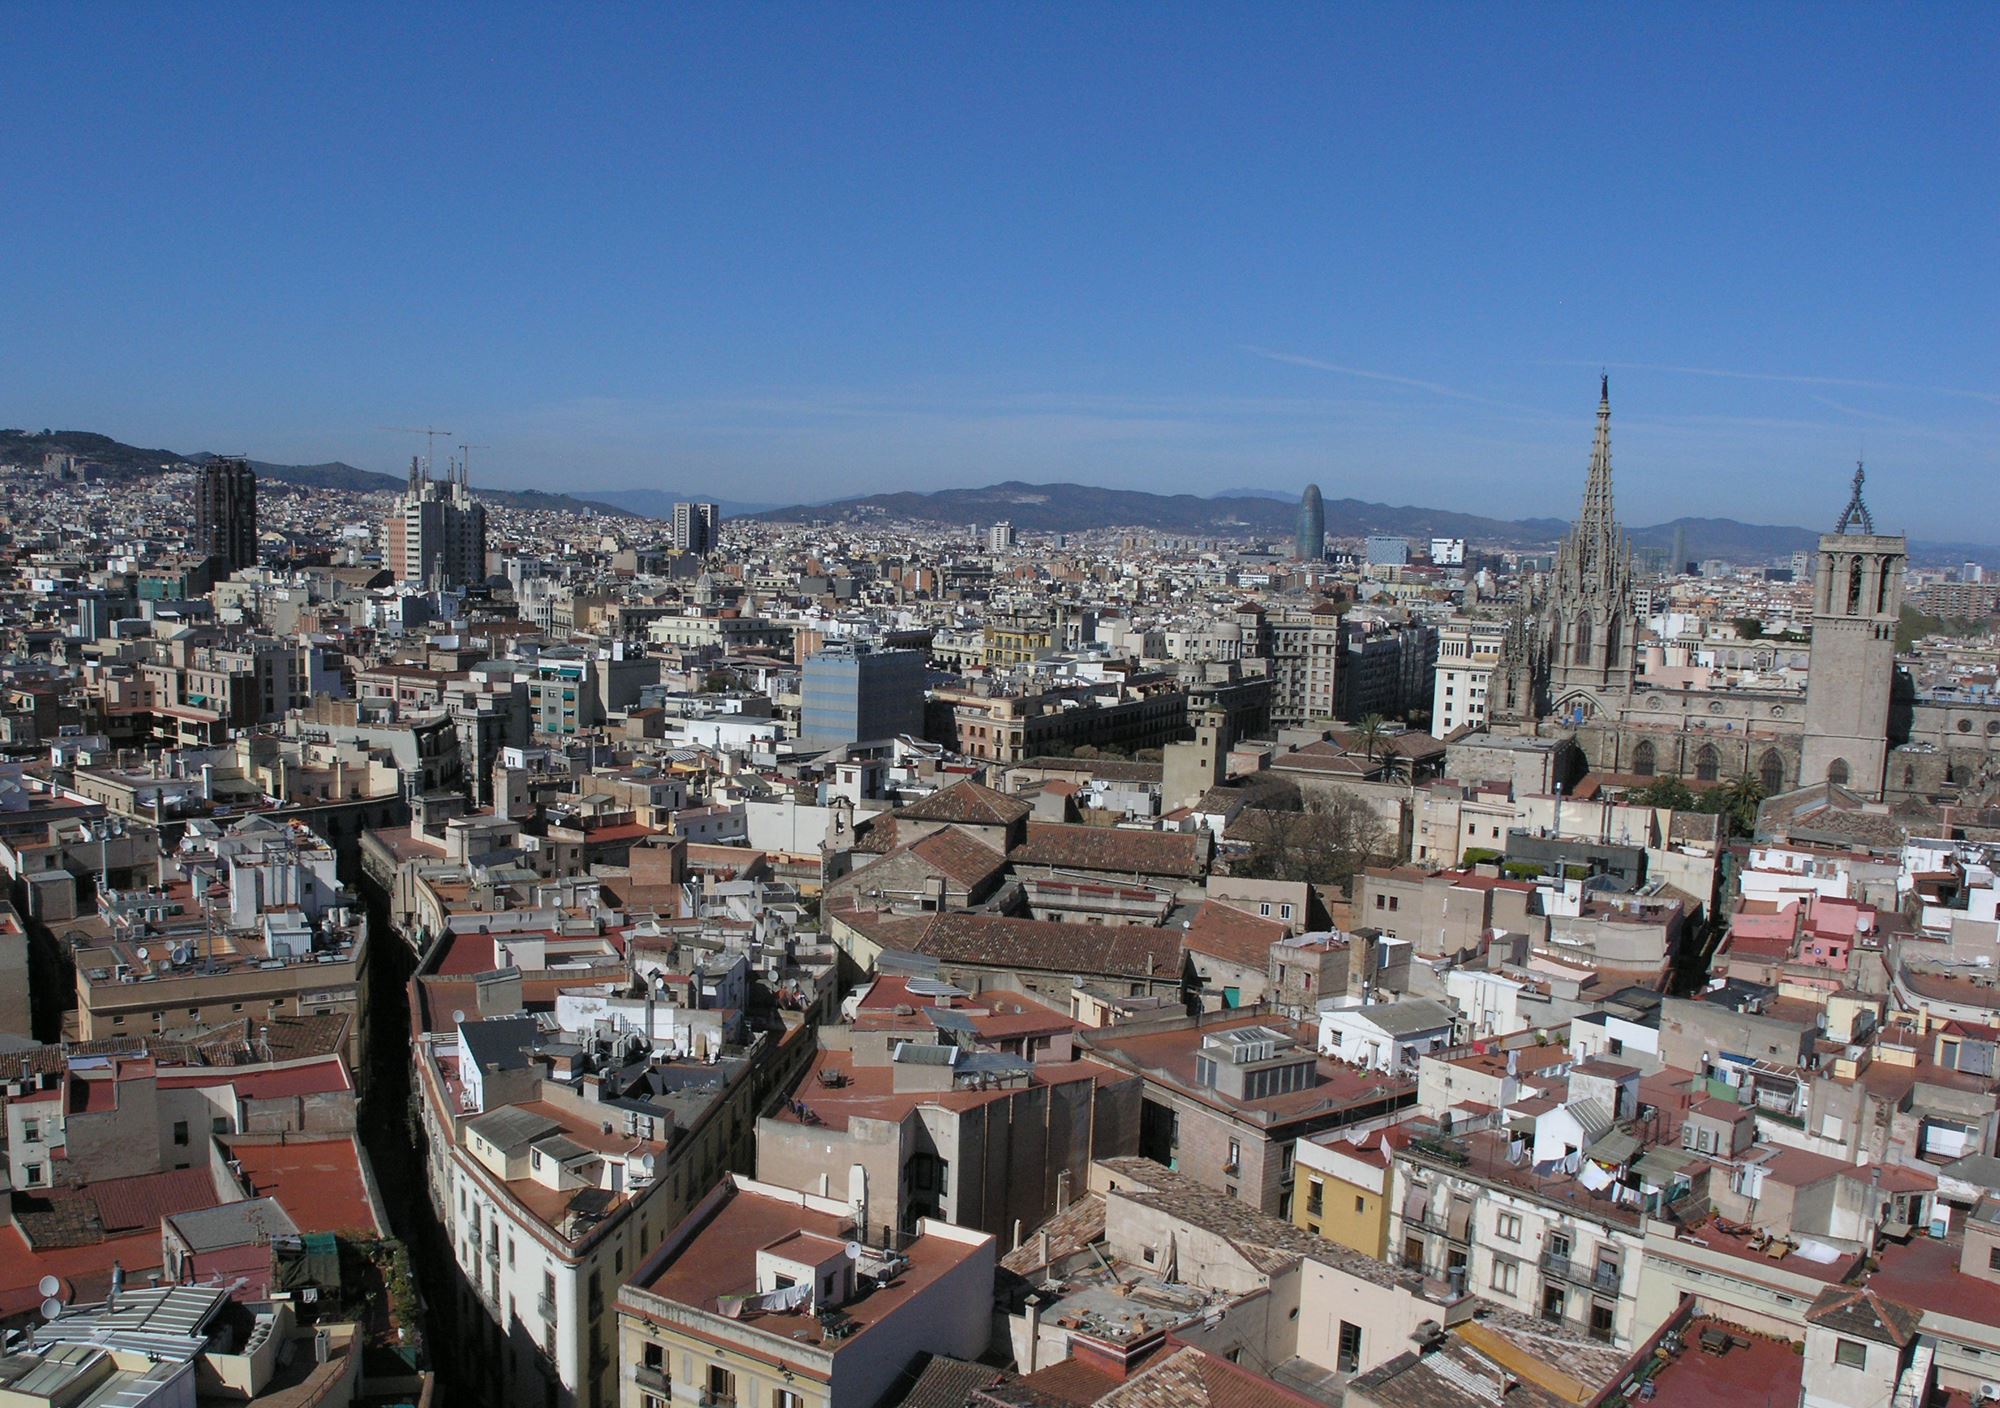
[
  {"xmin": 1717, "ymin": 773, "xmax": 1767, "ymax": 838},
  {"xmin": 1352, "ymin": 713, "xmax": 1388, "ymax": 767}
]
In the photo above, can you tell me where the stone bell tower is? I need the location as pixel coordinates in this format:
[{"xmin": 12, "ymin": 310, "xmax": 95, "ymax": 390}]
[{"xmin": 1800, "ymin": 464, "xmax": 1905, "ymax": 796}]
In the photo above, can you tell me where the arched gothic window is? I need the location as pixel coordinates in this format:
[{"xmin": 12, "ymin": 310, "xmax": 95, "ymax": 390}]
[
  {"xmin": 1632, "ymin": 741, "xmax": 1657, "ymax": 777},
  {"xmin": 1827, "ymin": 759, "xmax": 1851, "ymax": 787},
  {"xmin": 1760, "ymin": 752, "xmax": 1785, "ymax": 795},
  {"xmin": 1695, "ymin": 744, "xmax": 1720, "ymax": 783}
]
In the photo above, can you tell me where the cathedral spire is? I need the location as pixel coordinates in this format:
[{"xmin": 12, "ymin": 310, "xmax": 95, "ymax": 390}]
[
  {"xmin": 1835, "ymin": 460, "xmax": 1875, "ymax": 535},
  {"xmin": 1544, "ymin": 378, "xmax": 1639, "ymax": 715},
  {"xmin": 1579, "ymin": 374, "xmax": 1615, "ymax": 528}
]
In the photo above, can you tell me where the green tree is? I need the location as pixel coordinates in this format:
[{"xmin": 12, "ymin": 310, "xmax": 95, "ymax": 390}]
[
  {"xmin": 1711, "ymin": 773, "xmax": 1767, "ymax": 838},
  {"xmin": 1733, "ymin": 616, "xmax": 1763, "ymax": 640},
  {"xmin": 1623, "ymin": 773, "xmax": 1764, "ymax": 839},
  {"xmin": 1623, "ymin": 776, "xmax": 1698, "ymax": 811},
  {"xmin": 1351, "ymin": 713, "xmax": 1388, "ymax": 765}
]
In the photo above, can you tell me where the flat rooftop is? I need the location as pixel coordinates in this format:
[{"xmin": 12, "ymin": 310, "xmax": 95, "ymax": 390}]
[
  {"xmin": 773, "ymin": 1047, "xmax": 1119, "ymax": 1132},
  {"xmin": 1643, "ymin": 1318, "xmax": 1804, "ymax": 1408},
  {"xmin": 1085, "ymin": 1014, "xmax": 1414, "ymax": 1125},
  {"xmin": 626, "ymin": 1180, "xmax": 987, "ymax": 1352}
]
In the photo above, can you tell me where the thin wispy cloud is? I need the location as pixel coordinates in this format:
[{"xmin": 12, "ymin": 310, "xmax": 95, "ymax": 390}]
[
  {"xmin": 1542, "ymin": 359, "xmax": 2000, "ymax": 407},
  {"xmin": 1240, "ymin": 346, "xmax": 1570, "ymax": 422}
]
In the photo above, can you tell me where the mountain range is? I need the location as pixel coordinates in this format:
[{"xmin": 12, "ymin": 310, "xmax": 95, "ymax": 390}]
[
  {"xmin": 0, "ymin": 429, "xmax": 634, "ymax": 518},
  {"xmin": 5, "ymin": 430, "xmax": 1989, "ymax": 564},
  {"xmin": 573, "ymin": 487, "xmax": 781, "ymax": 519},
  {"xmin": 750, "ymin": 480, "xmax": 1872, "ymax": 562}
]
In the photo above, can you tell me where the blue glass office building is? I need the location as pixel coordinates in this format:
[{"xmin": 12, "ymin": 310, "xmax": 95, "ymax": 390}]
[{"xmin": 799, "ymin": 643, "xmax": 927, "ymax": 748}]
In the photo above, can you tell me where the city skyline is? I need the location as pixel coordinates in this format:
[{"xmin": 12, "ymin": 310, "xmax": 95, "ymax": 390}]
[
  {"xmin": 6, "ymin": 10, "xmax": 2000, "ymax": 1407},
  {"xmin": 5, "ymin": 6, "xmax": 1995, "ymax": 536}
]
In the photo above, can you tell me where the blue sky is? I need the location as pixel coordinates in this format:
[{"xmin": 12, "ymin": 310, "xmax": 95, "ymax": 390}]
[{"xmin": 5, "ymin": 5, "xmax": 1995, "ymax": 536}]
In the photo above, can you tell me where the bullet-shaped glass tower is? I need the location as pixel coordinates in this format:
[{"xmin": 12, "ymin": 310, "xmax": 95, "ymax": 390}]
[{"xmin": 1296, "ymin": 483, "xmax": 1325, "ymax": 561}]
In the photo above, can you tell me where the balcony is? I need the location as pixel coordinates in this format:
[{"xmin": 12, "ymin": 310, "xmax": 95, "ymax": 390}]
[
  {"xmin": 700, "ymin": 1394, "xmax": 738, "ymax": 1408},
  {"xmin": 1541, "ymin": 1252, "xmax": 1621, "ymax": 1293},
  {"xmin": 536, "ymin": 1294, "xmax": 557, "ymax": 1325},
  {"xmin": 635, "ymin": 1365, "xmax": 670, "ymax": 1395},
  {"xmin": 485, "ymin": 1243, "xmax": 500, "ymax": 1267}
]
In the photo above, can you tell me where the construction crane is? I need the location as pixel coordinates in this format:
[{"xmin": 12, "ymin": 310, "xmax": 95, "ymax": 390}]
[
  {"xmin": 456, "ymin": 443, "xmax": 491, "ymax": 487},
  {"xmin": 380, "ymin": 425, "xmax": 454, "ymax": 476}
]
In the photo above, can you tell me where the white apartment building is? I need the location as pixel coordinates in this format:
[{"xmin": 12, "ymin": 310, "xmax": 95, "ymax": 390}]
[
  {"xmin": 1432, "ymin": 618, "xmax": 1506, "ymax": 735},
  {"xmin": 1389, "ymin": 1132, "xmax": 1653, "ymax": 1347},
  {"xmin": 412, "ymin": 925, "xmax": 785, "ymax": 1408}
]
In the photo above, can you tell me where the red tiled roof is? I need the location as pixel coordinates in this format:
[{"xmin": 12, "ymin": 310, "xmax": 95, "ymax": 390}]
[
  {"xmin": 89, "ymin": 1165, "xmax": 222, "ymax": 1236},
  {"xmin": 914, "ymin": 913, "xmax": 1182, "ymax": 981},
  {"xmin": 1099, "ymin": 1342, "xmax": 1324, "ymax": 1408},
  {"xmin": 1012, "ymin": 1355, "xmax": 1124, "ymax": 1407},
  {"xmin": 1182, "ymin": 900, "xmax": 1285, "ymax": 969},
  {"xmin": 1011, "ymin": 823, "xmax": 1207, "ymax": 879},
  {"xmin": 897, "ymin": 779, "xmax": 1032, "ymax": 827},
  {"xmin": 907, "ymin": 827, "xmax": 1010, "ymax": 889}
]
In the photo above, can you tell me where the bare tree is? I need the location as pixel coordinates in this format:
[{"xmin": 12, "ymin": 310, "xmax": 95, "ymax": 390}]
[{"xmin": 1233, "ymin": 786, "xmax": 1387, "ymax": 887}]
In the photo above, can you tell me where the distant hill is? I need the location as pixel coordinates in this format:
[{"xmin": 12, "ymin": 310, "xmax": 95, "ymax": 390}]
[
  {"xmin": 0, "ymin": 429, "xmax": 631, "ymax": 517},
  {"xmin": 1208, "ymin": 487, "xmax": 1298, "ymax": 502},
  {"xmin": 8, "ymin": 431, "xmax": 1987, "ymax": 562},
  {"xmin": 756, "ymin": 480, "xmax": 1572, "ymax": 546},
  {"xmin": 755, "ymin": 480, "xmax": 1991, "ymax": 563}
]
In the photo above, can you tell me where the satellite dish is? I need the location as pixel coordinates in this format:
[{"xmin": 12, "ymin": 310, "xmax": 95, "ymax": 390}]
[
  {"xmin": 37, "ymin": 1275, "xmax": 60, "ymax": 1299},
  {"xmin": 135, "ymin": 947, "xmax": 149, "ymax": 962},
  {"xmin": 39, "ymin": 1298, "xmax": 62, "ymax": 1322},
  {"xmin": 844, "ymin": 1241, "xmax": 862, "ymax": 1260},
  {"xmin": 452, "ymin": 1010, "xmax": 467, "ymax": 1027},
  {"xmin": 637, "ymin": 1153, "xmax": 656, "ymax": 1176}
]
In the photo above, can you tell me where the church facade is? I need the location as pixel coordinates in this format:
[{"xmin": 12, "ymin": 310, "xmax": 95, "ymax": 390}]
[{"xmin": 1510, "ymin": 385, "xmax": 1999, "ymax": 803}]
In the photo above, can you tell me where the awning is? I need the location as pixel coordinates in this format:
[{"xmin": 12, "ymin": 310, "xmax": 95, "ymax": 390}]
[
  {"xmin": 1404, "ymin": 1183, "xmax": 1431, "ymax": 1226},
  {"xmin": 1588, "ymin": 1129, "xmax": 1642, "ymax": 1167},
  {"xmin": 1633, "ymin": 1147, "xmax": 1697, "ymax": 1186},
  {"xmin": 1447, "ymin": 1197, "xmax": 1473, "ymax": 1241}
]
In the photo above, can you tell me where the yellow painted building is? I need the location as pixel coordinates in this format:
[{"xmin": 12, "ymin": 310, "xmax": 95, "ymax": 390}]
[
  {"xmin": 982, "ymin": 613, "xmax": 1054, "ymax": 669},
  {"xmin": 1293, "ymin": 1128, "xmax": 1396, "ymax": 1258}
]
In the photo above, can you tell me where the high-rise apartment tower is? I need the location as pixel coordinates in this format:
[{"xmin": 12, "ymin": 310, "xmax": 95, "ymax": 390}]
[{"xmin": 194, "ymin": 456, "xmax": 258, "ymax": 573}]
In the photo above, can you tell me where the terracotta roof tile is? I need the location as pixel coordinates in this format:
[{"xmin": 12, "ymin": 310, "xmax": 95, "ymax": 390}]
[
  {"xmin": 1011, "ymin": 823, "xmax": 1208, "ymax": 880},
  {"xmin": 914, "ymin": 914, "xmax": 1183, "ymax": 982},
  {"xmin": 1098, "ymin": 1344, "xmax": 1322, "ymax": 1408},
  {"xmin": 907, "ymin": 827, "xmax": 1011, "ymax": 889},
  {"xmin": 1182, "ymin": 901, "xmax": 1285, "ymax": 969},
  {"xmin": 898, "ymin": 779, "xmax": 1033, "ymax": 827}
]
